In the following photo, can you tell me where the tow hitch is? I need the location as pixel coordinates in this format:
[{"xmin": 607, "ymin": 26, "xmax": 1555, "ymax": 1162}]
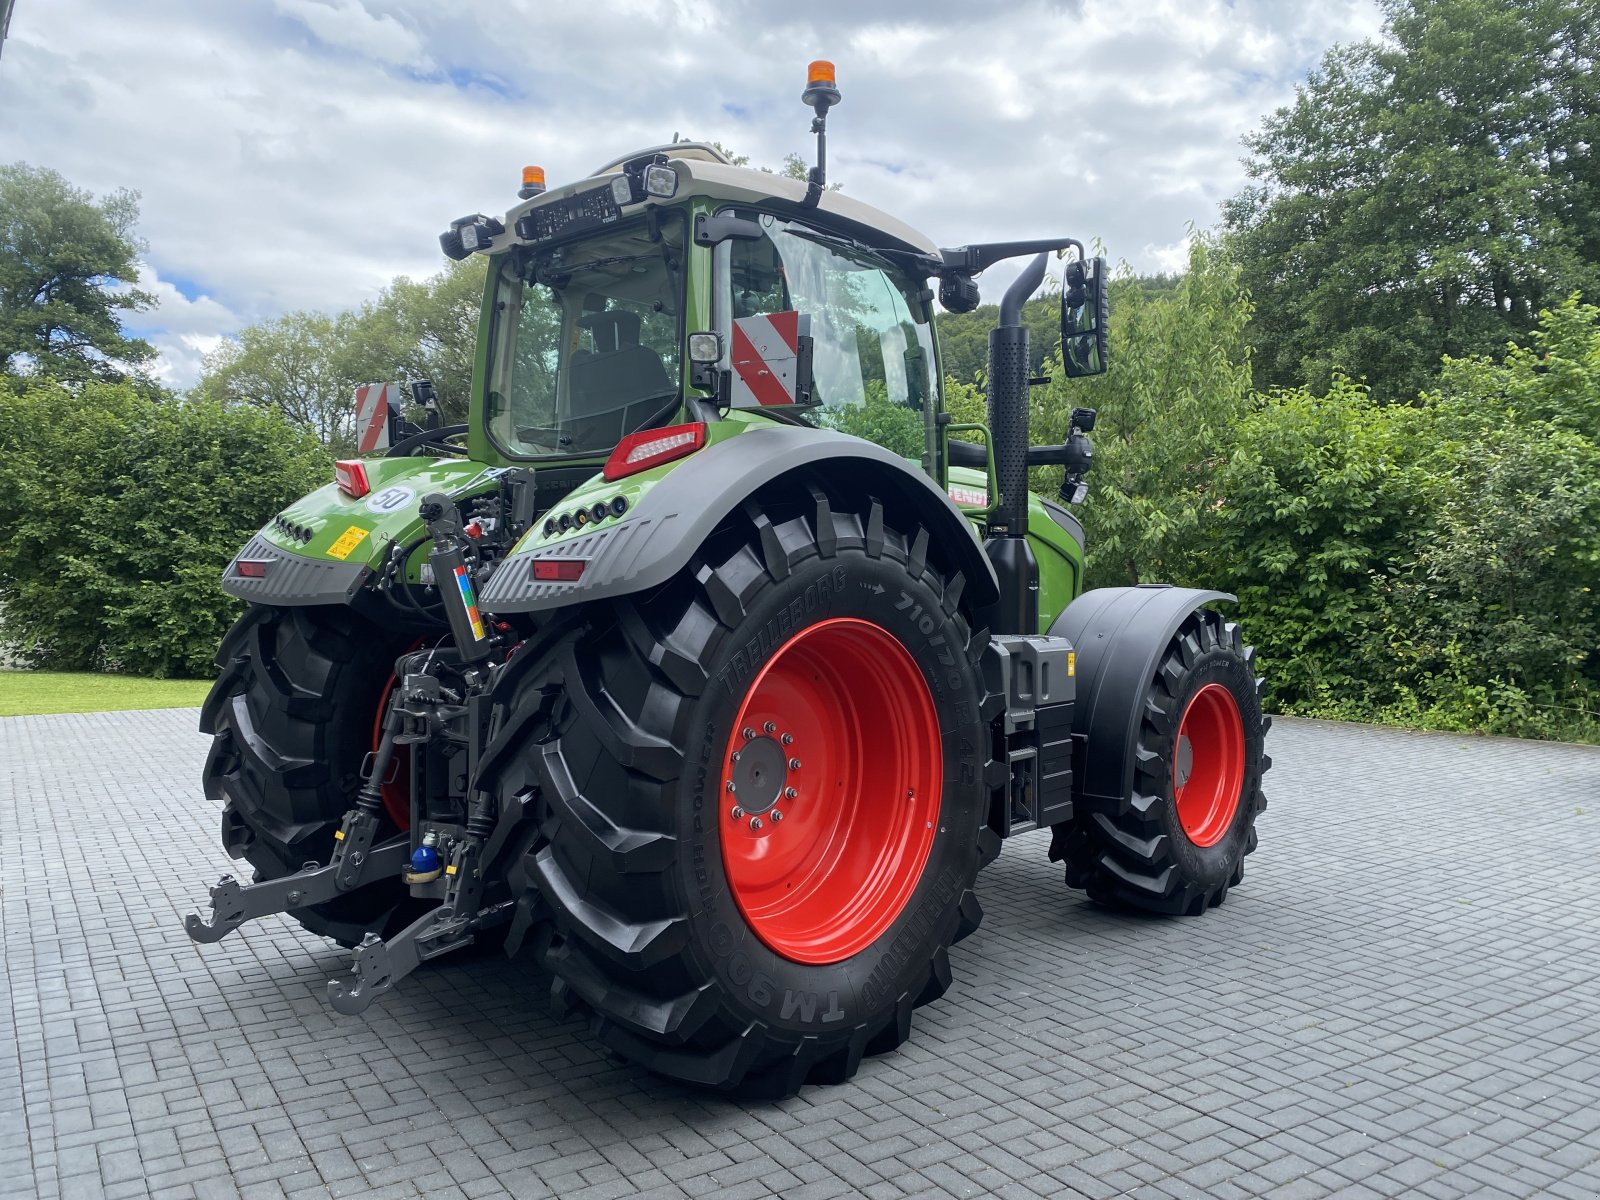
[{"xmin": 185, "ymin": 492, "xmax": 523, "ymax": 1013}]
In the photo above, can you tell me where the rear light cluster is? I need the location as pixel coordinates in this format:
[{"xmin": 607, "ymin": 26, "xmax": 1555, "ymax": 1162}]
[
  {"xmin": 236, "ymin": 560, "xmax": 272, "ymax": 579},
  {"xmin": 544, "ymin": 494, "xmax": 628, "ymax": 538},
  {"xmin": 335, "ymin": 460, "xmax": 370, "ymax": 499},
  {"xmin": 531, "ymin": 558, "xmax": 587, "ymax": 582},
  {"xmin": 602, "ymin": 422, "xmax": 705, "ymax": 481}
]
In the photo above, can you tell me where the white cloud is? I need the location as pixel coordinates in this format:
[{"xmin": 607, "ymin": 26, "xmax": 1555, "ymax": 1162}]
[
  {"xmin": 273, "ymin": 0, "xmax": 432, "ymax": 69},
  {"xmin": 126, "ymin": 265, "xmax": 244, "ymax": 388},
  {"xmin": 0, "ymin": 0, "xmax": 1384, "ymax": 388}
]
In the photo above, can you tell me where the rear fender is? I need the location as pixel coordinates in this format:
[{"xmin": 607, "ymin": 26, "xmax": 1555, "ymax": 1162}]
[
  {"xmin": 1049, "ymin": 585, "xmax": 1233, "ymax": 806},
  {"xmin": 480, "ymin": 425, "xmax": 999, "ymax": 614}
]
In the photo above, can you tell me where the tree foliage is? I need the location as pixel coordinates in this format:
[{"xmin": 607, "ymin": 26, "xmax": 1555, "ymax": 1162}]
[
  {"xmin": 0, "ymin": 379, "xmax": 329, "ymax": 676},
  {"xmin": 1211, "ymin": 300, "xmax": 1600, "ymax": 741},
  {"xmin": 0, "ymin": 163, "xmax": 156, "ymax": 381},
  {"xmin": 1033, "ymin": 237, "xmax": 1254, "ymax": 587},
  {"xmin": 197, "ymin": 256, "xmax": 486, "ymax": 450},
  {"xmin": 1227, "ymin": 0, "xmax": 1600, "ymax": 403}
]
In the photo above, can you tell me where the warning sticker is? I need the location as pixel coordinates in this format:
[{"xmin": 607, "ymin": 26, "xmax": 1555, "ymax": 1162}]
[{"xmin": 327, "ymin": 526, "xmax": 369, "ymax": 561}]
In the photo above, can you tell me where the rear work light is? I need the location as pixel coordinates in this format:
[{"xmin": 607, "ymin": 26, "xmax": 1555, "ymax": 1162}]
[
  {"xmin": 531, "ymin": 558, "xmax": 588, "ymax": 582},
  {"xmin": 335, "ymin": 459, "xmax": 370, "ymax": 499},
  {"xmin": 603, "ymin": 422, "xmax": 706, "ymax": 481},
  {"xmin": 236, "ymin": 560, "xmax": 271, "ymax": 578}
]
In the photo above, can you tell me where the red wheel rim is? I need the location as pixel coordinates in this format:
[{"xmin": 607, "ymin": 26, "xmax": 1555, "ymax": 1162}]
[
  {"xmin": 719, "ymin": 617, "xmax": 941, "ymax": 965},
  {"xmin": 1173, "ymin": 682, "xmax": 1245, "ymax": 847},
  {"xmin": 372, "ymin": 671, "xmax": 410, "ymax": 831}
]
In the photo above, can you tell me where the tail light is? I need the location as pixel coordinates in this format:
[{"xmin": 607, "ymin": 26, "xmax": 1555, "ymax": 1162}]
[
  {"xmin": 335, "ymin": 459, "xmax": 370, "ymax": 498},
  {"xmin": 602, "ymin": 422, "xmax": 706, "ymax": 481},
  {"xmin": 531, "ymin": 558, "xmax": 587, "ymax": 582},
  {"xmin": 236, "ymin": 560, "xmax": 271, "ymax": 578}
]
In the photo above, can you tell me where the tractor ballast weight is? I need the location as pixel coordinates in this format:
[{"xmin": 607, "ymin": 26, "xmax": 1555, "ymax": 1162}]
[{"xmin": 183, "ymin": 62, "xmax": 1270, "ymax": 1097}]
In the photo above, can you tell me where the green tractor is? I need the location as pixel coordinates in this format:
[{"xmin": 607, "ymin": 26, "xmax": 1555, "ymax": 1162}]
[{"xmin": 185, "ymin": 63, "xmax": 1269, "ymax": 1097}]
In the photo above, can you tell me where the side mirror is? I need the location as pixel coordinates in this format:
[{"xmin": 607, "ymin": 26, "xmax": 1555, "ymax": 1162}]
[{"xmin": 1060, "ymin": 255, "xmax": 1110, "ymax": 378}]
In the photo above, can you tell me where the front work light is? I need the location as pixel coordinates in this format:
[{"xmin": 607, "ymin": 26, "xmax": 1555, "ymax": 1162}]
[
  {"xmin": 643, "ymin": 164, "xmax": 678, "ymax": 198},
  {"xmin": 610, "ymin": 175, "xmax": 635, "ymax": 206},
  {"xmin": 688, "ymin": 331, "xmax": 723, "ymax": 363},
  {"xmin": 439, "ymin": 213, "xmax": 505, "ymax": 261}
]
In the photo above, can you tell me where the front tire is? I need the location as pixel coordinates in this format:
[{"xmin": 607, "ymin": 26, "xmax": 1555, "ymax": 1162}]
[
  {"xmin": 482, "ymin": 491, "xmax": 996, "ymax": 1096},
  {"xmin": 1051, "ymin": 609, "xmax": 1269, "ymax": 915}
]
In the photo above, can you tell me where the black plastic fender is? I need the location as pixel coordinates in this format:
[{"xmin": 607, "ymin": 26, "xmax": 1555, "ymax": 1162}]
[
  {"xmin": 481, "ymin": 425, "xmax": 1000, "ymax": 613},
  {"xmin": 1048, "ymin": 585, "xmax": 1233, "ymax": 806}
]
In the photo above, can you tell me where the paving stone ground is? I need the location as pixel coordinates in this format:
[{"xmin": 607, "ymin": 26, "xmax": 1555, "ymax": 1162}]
[{"xmin": 3, "ymin": 709, "xmax": 1599, "ymax": 1200}]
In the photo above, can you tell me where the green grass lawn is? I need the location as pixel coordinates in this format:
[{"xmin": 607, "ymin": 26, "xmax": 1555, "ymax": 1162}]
[{"xmin": 0, "ymin": 670, "xmax": 212, "ymax": 716}]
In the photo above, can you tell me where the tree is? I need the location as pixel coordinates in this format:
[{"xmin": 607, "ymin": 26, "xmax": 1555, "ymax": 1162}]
[
  {"xmin": 1029, "ymin": 237, "xmax": 1255, "ymax": 588},
  {"xmin": 935, "ymin": 297, "xmax": 1059, "ymax": 386},
  {"xmin": 0, "ymin": 378, "xmax": 329, "ymax": 676},
  {"xmin": 1226, "ymin": 0, "xmax": 1600, "ymax": 403},
  {"xmin": 0, "ymin": 163, "xmax": 155, "ymax": 381},
  {"xmin": 196, "ymin": 257, "xmax": 487, "ymax": 448}
]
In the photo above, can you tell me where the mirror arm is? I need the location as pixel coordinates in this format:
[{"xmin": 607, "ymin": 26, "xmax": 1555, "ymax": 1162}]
[{"xmin": 940, "ymin": 237, "xmax": 1081, "ymax": 274}]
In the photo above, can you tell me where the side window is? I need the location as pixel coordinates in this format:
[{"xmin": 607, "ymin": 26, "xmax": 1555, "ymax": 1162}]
[{"xmin": 723, "ymin": 214, "xmax": 935, "ymax": 462}]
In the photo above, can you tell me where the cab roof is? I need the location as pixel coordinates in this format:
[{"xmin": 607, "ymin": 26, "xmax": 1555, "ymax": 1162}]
[{"xmin": 498, "ymin": 146, "xmax": 940, "ymax": 262}]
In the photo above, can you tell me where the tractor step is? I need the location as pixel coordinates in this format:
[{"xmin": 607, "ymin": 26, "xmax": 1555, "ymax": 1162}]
[{"xmin": 183, "ymin": 835, "xmax": 410, "ymax": 944}]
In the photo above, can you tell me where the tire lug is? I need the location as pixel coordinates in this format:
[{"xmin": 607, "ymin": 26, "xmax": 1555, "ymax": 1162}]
[
  {"xmin": 742, "ymin": 727, "xmax": 756, "ymax": 740},
  {"xmin": 730, "ymin": 806, "xmax": 745, "ymax": 820},
  {"xmin": 788, "ymin": 758, "xmax": 801, "ymax": 771},
  {"xmin": 726, "ymin": 780, "xmax": 736, "ymax": 793},
  {"xmin": 763, "ymin": 721, "xmax": 777, "ymax": 734},
  {"xmin": 771, "ymin": 810, "xmax": 783, "ymax": 822},
  {"xmin": 749, "ymin": 816, "xmax": 763, "ymax": 831},
  {"xmin": 732, "ymin": 751, "xmax": 741, "ymax": 763},
  {"xmin": 781, "ymin": 733, "xmax": 794, "ymax": 746},
  {"xmin": 784, "ymin": 787, "xmax": 797, "ymax": 800}
]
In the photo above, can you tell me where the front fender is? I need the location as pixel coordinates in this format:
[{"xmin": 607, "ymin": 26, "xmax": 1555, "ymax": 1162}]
[
  {"xmin": 480, "ymin": 425, "xmax": 999, "ymax": 614},
  {"xmin": 1049, "ymin": 585, "xmax": 1233, "ymax": 805}
]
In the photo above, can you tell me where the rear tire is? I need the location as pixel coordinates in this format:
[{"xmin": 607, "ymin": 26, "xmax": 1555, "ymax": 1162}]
[
  {"xmin": 1051, "ymin": 609, "xmax": 1269, "ymax": 915},
  {"xmin": 200, "ymin": 605, "xmax": 415, "ymax": 946},
  {"xmin": 481, "ymin": 490, "xmax": 997, "ymax": 1096}
]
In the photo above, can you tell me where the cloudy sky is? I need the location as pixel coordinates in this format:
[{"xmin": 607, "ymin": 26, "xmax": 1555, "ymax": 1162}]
[{"xmin": 0, "ymin": 0, "xmax": 1383, "ymax": 388}]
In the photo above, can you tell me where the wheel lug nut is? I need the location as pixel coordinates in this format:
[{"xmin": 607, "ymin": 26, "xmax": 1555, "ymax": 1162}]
[
  {"xmin": 749, "ymin": 816, "xmax": 763, "ymax": 831},
  {"xmin": 788, "ymin": 758, "xmax": 801, "ymax": 771},
  {"xmin": 742, "ymin": 727, "xmax": 756, "ymax": 740},
  {"xmin": 730, "ymin": 806, "xmax": 745, "ymax": 820},
  {"xmin": 732, "ymin": 751, "xmax": 741, "ymax": 763},
  {"xmin": 726, "ymin": 781, "xmax": 736, "ymax": 793},
  {"xmin": 781, "ymin": 733, "xmax": 794, "ymax": 746},
  {"xmin": 771, "ymin": 810, "xmax": 784, "ymax": 822},
  {"xmin": 784, "ymin": 787, "xmax": 797, "ymax": 799},
  {"xmin": 763, "ymin": 721, "xmax": 777, "ymax": 734}
]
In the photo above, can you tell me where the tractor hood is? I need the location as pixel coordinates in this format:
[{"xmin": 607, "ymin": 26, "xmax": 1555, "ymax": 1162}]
[{"xmin": 220, "ymin": 457, "xmax": 503, "ymax": 606}]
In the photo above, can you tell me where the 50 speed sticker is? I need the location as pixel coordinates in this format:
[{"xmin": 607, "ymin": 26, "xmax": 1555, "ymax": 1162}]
[
  {"xmin": 327, "ymin": 526, "xmax": 370, "ymax": 561},
  {"xmin": 366, "ymin": 485, "xmax": 416, "ymax": 514}
]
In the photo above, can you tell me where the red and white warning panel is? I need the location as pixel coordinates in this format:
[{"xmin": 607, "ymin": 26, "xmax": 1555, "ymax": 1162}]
[
  {"xmin": 730, "ymin": 311, "xmax": 813, "ymax": 408},
  {"xmin": 353, "ymin": 382, "xmax": 402, "ymax": 454}
]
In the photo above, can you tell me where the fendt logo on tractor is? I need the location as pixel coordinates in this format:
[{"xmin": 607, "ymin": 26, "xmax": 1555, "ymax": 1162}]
[{"xmin": 184, "ymin": 62, "xmax": 1270, "ymax": 1098}]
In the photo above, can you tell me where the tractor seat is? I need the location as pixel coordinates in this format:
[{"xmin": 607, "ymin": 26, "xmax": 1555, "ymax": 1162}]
[{"xmin": 571, "ymin": 311, "xmax": 671, "ymax": 412}]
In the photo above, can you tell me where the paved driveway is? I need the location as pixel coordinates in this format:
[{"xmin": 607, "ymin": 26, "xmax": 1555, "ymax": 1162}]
[{"xmin": 3, "ymin": 710, "xmax": 1599, "ymax": 1200}]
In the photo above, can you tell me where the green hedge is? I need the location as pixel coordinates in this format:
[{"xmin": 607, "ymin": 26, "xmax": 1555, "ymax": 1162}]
[{"xmin": 0, "ymin": 380, "xmax": 330, "ymax": 676}]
